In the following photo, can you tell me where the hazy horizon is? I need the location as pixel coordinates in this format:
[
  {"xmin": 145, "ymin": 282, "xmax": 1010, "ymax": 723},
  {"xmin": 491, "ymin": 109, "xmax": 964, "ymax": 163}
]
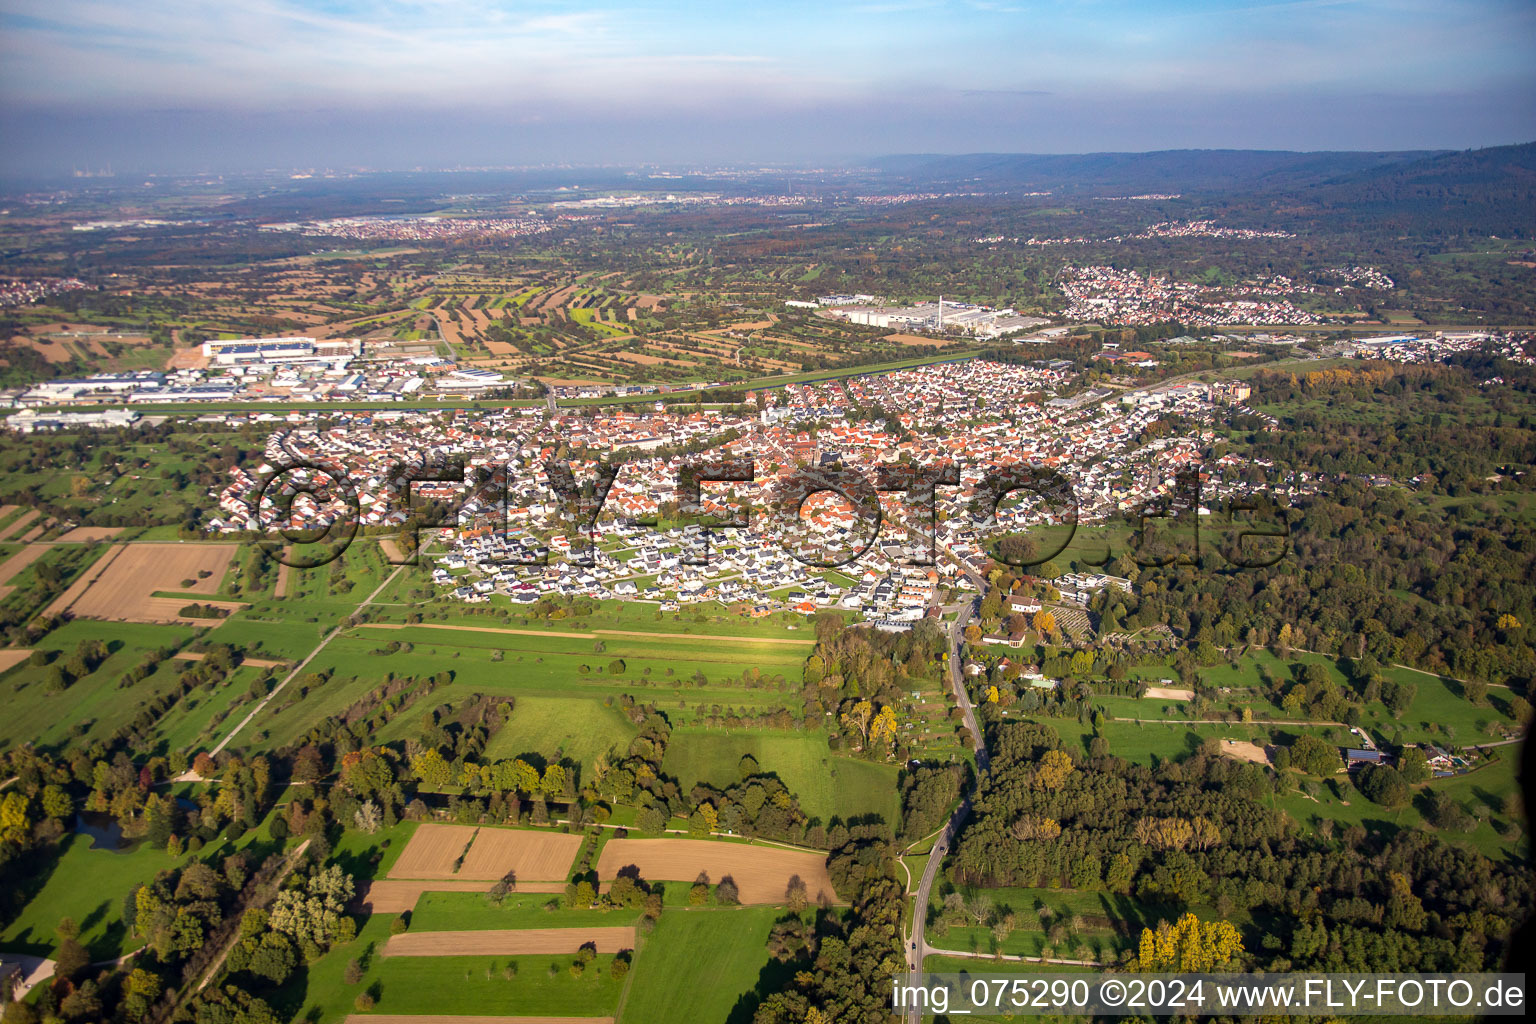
[{"xmin": 2, "ymin": 0, "xmax": 1534, "ymax": 177}]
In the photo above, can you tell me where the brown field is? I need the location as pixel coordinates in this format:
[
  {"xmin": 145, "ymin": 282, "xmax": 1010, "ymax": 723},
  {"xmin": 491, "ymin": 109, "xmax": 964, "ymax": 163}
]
[
  {"xmin": 346, "ymin": 1017, "xmax": 613, "ymax": 1024},
  {"xmin": 166, "ymin": 345, "xmax": 211, "ymax": 369},
  {"xmin": 17, "ymin": 338, "xmax": 77, "ymax": 363},
  {"xmin": 384, "ymin": 927, "xmax": 635, "ymax": 957},
  {"xmin": 18, "ymin": 523, "xmax": 47, "ymax": 543},
  {"xmin": 388, "ymin": 824, "xmax": 583, "ymax": 882},
  {"xmin": 1143, "ymin": 686, "xmax": 1194, "ymax": 701},
  {"xmin": 0, "ymin": 509, "xmax": 41, "ymax": 542},
  {"xmin": 882, "ymin": 332, "xmax": 949, "ymax": 347},
  {"xmin": 1220, "ymin": 739, "xmax": 1272, "ymax": 765},
  {"xmin": 0, "ymin": 649, "xmax": 33, "ymax": 674},
  {"xmin": 377, "ymin": 537, "xmax": 408, "ymax": 564},
  {"xmin": 388, "ymin": 824, "xmax": 480, "ymax": 879},
  {"xmin": 273, "ymin": 548, "xmax": 292, "ymax": 598},
  {"xmin": 356, "ymin": 879, "xmax": 567, "ymax": 913},
  {"xmin": 457, "ymin": 826, "xmax": 583, "ymax": 881},
  {"xmin": 42, "ymin": 544, "xmax": 124, "ymax": 617},
  {"xmin": 0, "ymin": 544, "xmax": 47, "ymax": 591},
  {"xmin": 54, "ymin": 526, "xmax": 125, "ymax": 543},
  {"xmin": 595, "ymin": 839, "xmax": 837, "ymax": 904},
  {"xmin": 44, "ymin": 543, "xmax": 237, "ymax": 623}
]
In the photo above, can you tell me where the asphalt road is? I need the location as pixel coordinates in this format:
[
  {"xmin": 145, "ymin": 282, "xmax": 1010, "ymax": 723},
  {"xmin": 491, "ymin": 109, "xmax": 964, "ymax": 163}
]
[{"xmin": 904, "ymin": 592, "xmax": 988, "ymax": 1024}]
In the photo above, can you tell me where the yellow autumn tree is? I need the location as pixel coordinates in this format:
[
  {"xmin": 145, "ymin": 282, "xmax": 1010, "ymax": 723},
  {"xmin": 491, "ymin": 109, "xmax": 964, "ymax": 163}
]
[
  {"xmin": 1032, "ymin": 609, "xmax": 1056, "ymax": 635},
  {"xmin": 1035, "ymin": 748, "xmax": 1075, "ymax": 790},
  {"xmin": 869, "ymin": 705, "xmax": 899, "ymax": 749},
  {"xmin": 840, "ymin": 700, "xmax": 873, "ymax": 749},
  {"xmin": 1137, "ymin": 913, "xmax": 1243, "ymax": 972}
]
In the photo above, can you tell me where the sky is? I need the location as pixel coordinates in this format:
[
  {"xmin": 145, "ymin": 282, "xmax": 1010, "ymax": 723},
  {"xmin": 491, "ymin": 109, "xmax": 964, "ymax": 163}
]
[{"xmin": 0, "ymin": 0, "xmax": 1533, "ymax": 175}]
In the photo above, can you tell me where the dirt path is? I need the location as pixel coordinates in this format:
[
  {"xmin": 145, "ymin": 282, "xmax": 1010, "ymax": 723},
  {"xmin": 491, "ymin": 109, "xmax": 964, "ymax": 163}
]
[
  {"xmin": 205, "ymin": 561, "xmax": 409, "ymax": 756},
  {"xmin": 359, "ymin": 622, "xmax": 812, "ymax": 645},
  {"xmin": 196, "ymin": 839, "xmax": 312, "ymax": 991}
]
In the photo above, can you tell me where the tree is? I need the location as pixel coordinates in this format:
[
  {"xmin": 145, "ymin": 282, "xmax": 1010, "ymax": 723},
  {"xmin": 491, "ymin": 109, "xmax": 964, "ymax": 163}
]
[
  {"xmin": 785, "ymin": 875, "xmax": 808, "ymax": 912},
  {"xmin": 269, "ymin": 866, "xmax": 356, "ymax": 952},
  {"xmin": 1290, "ymin": 734, "xmax": 1341, "ymax": 776},
  {"xmin": 40, "ymin": 785, "xmax": 73, "ymax": 821},
  {"xmin": 716, "ymin": 875, "xmax": 740, "ymax": 905},
  {"xmin": 1137, "ymin": 912, "xmax": 1243, "ymax": 971},
  {"xmin": 1035, "ymin": 749, "xmax": 1075, "ymax": 790},
  {"xmin": 839, "ymin": 700, "xmax": 873, "ymax": 750},
  {"xmin": 1397, "ymin": 746, "xmax": 1431, "ymax": 784},
  {"xmin": 868, "ymin": 705, "xmax": 898, "ymax": 751},
  {"xmin": 1357, "ymin": 764, "xmax": 1409, "ymax": 809},
  {"xmin": 1382, "ymin": 679, "xmax": 1416, "ymax": 717},
  {"xmin": 53, "ymin": 935, "xmax": 89, "ymax": 981},
  {"xmin": 353, "ymin": 800, "xmax": 382, "ymax": 834},
  {"xmin": 541, "ymin": 763, "xmax": 567, "ymax": 797},
  {"xmin": 0, "ymin": 792, "xmax": 32, "ymax": 845},
  {"xmin": 247, "ymin": 933, "xmax": 297, "ymax": 984},
  {"xmin": 637, "ymin": 804, "xmax": 667, "ymax": 834}
]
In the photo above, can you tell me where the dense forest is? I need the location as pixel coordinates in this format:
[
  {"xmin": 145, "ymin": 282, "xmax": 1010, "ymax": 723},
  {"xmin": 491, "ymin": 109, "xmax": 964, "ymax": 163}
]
[{"xmin": 951, "ymin": 721, "xmax": 1530, "ymax": 972}]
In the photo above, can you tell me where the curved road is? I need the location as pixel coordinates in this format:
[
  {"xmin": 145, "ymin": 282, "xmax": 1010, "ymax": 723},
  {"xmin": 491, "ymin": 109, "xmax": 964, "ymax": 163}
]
[{"xmin": 904, "ymin": 593, "xmax": 987, "ymax": 1024}]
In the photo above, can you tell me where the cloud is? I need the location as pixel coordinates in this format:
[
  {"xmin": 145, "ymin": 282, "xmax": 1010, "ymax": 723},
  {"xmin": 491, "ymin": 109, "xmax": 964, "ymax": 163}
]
[
  {"xmin": 962, "ymin": 88, "xmax": 1052, "ymax": 96},
  {"xmin": 1, "ymin": 0, "xmax": 1533, "ymax": 172}
]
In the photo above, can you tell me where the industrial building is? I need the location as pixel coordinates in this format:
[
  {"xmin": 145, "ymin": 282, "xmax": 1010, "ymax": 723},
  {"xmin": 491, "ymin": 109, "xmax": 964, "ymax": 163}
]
[
  {"xmin": 201, "ymin": 336, "xmax": 360, "ymax": 369},
  {"xmin": 824, "ymin": 298, "xmax": 1046, "ymax": 338}
]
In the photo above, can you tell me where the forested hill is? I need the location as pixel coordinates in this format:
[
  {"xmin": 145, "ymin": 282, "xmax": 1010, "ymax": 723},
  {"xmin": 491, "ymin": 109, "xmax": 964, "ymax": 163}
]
[
  {"xmin": 870, "ymin": 148, "xmax": 1442, "ymax": 193},
  {"xmin": 1290, "ymin": 142, "xmax": 1536, "ymax": 238}
]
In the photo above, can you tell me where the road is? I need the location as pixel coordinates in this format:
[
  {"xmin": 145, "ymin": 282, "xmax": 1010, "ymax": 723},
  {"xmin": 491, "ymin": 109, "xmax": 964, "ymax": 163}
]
[
  {"xmin": 904, "ymin": 593, "xmax": 988, "ymax": 1024},
  {"xmin": 201, "ymin": 561, "xmax": 409, "ymax": 759},
  {"xmin": 194, "ymin": 839, "xmax": 312, "ymax": 991}
]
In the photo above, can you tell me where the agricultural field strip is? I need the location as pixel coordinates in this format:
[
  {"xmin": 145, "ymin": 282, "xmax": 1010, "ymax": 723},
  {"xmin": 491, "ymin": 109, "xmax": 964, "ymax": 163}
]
[
  {"xmin": 357, "ymin": 623, "xmax": 812, "ymax": 646},
  {"xmin": 594, "ymin": 838, "xmax": 837, "ymax": 905},
  {"xmin": 388, "ymin": 824, "xmax": 583, "ymax": 882},
  {"xmin": 345, "ymin": 630, "xmax": 804, "ymax": 669},
  {"xmin": 40, "ymin": 542, "xmax": 237, "ymax": 623},
  {"xmin": 383, "ymin": 928, "xmax": 636, "ymax": 956},
  {"xmin": 41, "ymin": 543, "xmax": 126, "ymax": 616},
  {"xmin": 343, "ymin": 1017, "xmax": 614, "ymax": 1024},
  {"xmin": 356, "ymin": 880, "xmax": 565, "ymax": 914},
  {"xmin": 0, "ymin": 544, "xmax": 48, "ymax": 588},
  {"xmin": 0, "ymin": 509, "xmax": 41, "ymax": 542},
  {"xmin": 207, "ymin": 560, "xmax": 411, "ymax": 756}
]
